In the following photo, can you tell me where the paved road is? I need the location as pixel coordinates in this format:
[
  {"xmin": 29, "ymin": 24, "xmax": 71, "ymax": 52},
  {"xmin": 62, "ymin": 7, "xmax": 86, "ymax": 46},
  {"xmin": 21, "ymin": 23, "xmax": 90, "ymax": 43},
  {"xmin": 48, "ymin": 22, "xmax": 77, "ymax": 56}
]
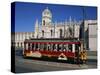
[
  {"xmin": 15, "ymin": 56, "xmax": 97, "ymax": 73},
  {"xmin": 15, "ymin": 50, "xmax": 97, "ymax": 73}
]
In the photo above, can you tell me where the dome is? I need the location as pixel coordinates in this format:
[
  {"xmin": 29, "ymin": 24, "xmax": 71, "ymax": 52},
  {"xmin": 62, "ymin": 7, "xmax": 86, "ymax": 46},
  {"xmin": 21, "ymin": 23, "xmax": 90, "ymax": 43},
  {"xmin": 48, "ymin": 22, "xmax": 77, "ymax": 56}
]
[
  {"xmin": 43, "ymin": 7, "xmax": 51, "ymax": 13},
  {"xmin": 42, "ymin": 7, "xmax": 52, "ymax": 17}
]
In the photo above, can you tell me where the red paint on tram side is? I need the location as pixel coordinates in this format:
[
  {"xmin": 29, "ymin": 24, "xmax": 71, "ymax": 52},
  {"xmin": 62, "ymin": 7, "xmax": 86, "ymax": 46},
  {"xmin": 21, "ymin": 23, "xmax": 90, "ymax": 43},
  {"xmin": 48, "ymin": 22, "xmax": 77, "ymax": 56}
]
[
  {"xmin": 24, "ymin": 50, "xmax": 75, "ymax": 58},
  {"xmin": 25, "ymin": 42, "xmax": 80, "ymax": 44}
]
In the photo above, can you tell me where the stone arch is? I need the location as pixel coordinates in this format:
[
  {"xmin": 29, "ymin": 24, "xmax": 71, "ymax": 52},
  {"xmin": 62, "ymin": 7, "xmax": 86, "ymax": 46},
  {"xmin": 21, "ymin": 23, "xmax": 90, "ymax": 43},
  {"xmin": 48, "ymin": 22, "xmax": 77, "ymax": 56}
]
[
  {"xmin": 42, "ymin": 30, "xmax": 44, "ymax": 37},
  {"xmin": 59, "ymin": 29, "xmax": 63, "ymax": 38},
  {"xmin": 43, "ymin": 20, "xmax": 45, "ymax": 26},
  {"xmin": 50, "ymin": 29, "xmax": 53, "ymax": 37}
]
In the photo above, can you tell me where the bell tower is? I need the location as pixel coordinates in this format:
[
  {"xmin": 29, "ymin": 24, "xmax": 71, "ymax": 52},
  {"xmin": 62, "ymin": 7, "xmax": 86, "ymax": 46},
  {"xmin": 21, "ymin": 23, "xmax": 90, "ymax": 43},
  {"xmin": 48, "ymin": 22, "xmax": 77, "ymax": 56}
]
[{"xmin": 42, "ymin": 7, "xmax": 52, "ymax": 26}]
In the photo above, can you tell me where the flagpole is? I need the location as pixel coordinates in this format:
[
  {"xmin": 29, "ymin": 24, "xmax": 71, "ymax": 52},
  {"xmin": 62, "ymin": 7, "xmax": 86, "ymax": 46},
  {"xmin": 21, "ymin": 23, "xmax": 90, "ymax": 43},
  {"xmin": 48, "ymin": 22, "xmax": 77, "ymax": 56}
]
[{"xmin": 82, "ymin": 6, "xmax": 87, "ymax": 50}]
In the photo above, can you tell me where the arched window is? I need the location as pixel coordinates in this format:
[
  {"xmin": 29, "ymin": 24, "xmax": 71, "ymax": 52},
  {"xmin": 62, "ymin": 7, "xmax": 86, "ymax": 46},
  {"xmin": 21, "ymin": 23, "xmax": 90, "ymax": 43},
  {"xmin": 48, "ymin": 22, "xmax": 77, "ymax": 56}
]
[
  {"xmin": 69, "ymin": 27, "xmax": 73, "ymax": 37},
  {"xmin": 21, "ymin": 42, "xmax": 22, "ymax": 48},
  {"xmin": 59, "ymin": 29, "xmax": 63, "ymax": 38},
  {"xmin": 42, "ymin": 30, "xmax": 44, "ymax": 37},
  {"xmin": 50, "ymin": 30, "xmax": 53, "ymax": 37},
  {"xmin": 43, "ymin": 20, "xmax": 45, "ymax": 26},
  {"xmin": 17, "ymin": 42, "xmax": 19, "ymax": 47}
]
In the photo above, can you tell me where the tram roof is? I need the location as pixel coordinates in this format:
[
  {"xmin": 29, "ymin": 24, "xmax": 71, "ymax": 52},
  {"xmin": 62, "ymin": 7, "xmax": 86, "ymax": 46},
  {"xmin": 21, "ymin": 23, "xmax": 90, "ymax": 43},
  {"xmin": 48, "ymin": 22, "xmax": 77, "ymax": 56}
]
[{"xmin": 24, "ymin": 38, "xmax": 80, "ymax": 42}]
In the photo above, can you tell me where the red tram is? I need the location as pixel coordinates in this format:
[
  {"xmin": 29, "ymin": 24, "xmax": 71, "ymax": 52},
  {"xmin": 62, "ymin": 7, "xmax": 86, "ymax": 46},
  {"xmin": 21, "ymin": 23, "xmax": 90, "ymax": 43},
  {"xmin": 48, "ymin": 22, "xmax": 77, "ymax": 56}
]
[{"xmin": 23, "ymin": 38, "xmax": 87, "ymax": 63}]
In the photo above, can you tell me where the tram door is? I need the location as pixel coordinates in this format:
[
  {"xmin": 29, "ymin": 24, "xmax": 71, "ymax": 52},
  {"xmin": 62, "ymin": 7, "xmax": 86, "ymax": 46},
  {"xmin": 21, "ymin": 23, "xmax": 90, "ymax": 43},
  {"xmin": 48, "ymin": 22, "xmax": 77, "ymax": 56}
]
[{"xmin": 75, "ymin": 44, "xmax": 81, "ymax": 63}]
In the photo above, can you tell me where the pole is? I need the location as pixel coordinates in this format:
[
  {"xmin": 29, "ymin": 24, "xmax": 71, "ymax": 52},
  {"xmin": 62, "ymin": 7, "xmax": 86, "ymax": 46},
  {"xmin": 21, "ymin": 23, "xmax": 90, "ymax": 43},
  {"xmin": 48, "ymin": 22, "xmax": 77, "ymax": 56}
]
[
  {"xmin": 64, "ymin": 22, "xmax": 65, "ymax": 38},
  {"xmin": 54, "ymin": 22, "xmax": 55, "ymax": 38},
  {"xmin": 83, "ymin": 6, "xmax": 86, "ymax": 49}
]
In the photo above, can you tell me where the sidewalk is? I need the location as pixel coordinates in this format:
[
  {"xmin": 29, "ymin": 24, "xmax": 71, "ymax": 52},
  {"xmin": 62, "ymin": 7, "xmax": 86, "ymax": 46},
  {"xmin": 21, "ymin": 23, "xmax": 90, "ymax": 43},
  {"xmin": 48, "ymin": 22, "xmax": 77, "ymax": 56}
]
[
  {"xmin": 87, "ymin": 51, "xmax": 97, "ymax": 60},
  {"xmin": 87, "ymin": 56, "xmax": 97, "ymax": 60}
]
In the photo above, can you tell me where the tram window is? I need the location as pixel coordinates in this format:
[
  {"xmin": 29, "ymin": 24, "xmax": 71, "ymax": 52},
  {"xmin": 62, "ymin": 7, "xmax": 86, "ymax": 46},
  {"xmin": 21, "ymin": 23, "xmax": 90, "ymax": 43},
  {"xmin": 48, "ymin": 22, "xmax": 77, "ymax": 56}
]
[
  {"xmin": 58, "ymin": 44, "xmax": 60, "ymax": 51},
  {"xmin": 40, "ymin": 44, "xmax": 43, "ymax": 50},
  {"xmin": 36, "ymin": 44, "xmax": 38, "ymax": 50},
  {"xmin": 47, "ymin": 44, "xmax": 50, "ymax": 51},
  {"xmin": 63, "ymin": 45, "xmax": 66, "ymax": 51},
  {"xmin": 58, "ymin": 44, "xmax": 62, "ymax": 51},
  {"xmin": 28, "ymin": 43, "xmax": 30, "ymax": 50},
  {"xmin": 53, "ymin": 44, "xmax": 57, "ymax": 51},
  {"xmin": 41, "ymin": 44, "xmax": 44, "ymax": 50},
  {"xmin": 44, "ymin": 44, "xmax": 47, "ymax": 50},
  {"xmin": 68, "ymin": 44, "xmax": 72, "ymax": 52},
  {"xmin": 42, "ymin": 44, "xmax": 45, "ymax": 50},
  {"xmin": 56, "ymin": 44, "xmax": 58, "ymax": 51},
  {"xmin": 54, "ymin": 44, "xmax": 58, "ymax": 51},
  {"xmin": 39, "ymin": 44, "xmax": 41, "ymax": 50},
  {"xmin": 47, "ymin": 43, "xmax": 50, "ymax": 50},
  {"xmin": 50, "ymin": 44, "xmax": 53, "ymax": 51},
  {"xmin": 42, "ymin": 44, "xmax": 44, "ymax": 50},
  {"xmin": 48, "ymin": 45, "xmax": 50, "ymax": 50},
  {"xmin": 29, "ymin": 43, "xmax": 32, "ymax": 50},
  {"xmin": 32, "ymin": 43, "xmax": 34, "ymax": 50},
  {"xmin": 53, "ymin": 44, "xmax": 56, "ymax": 50},
  {"xmin": 28, "ymin": 43, "xmax": 32, "ymax": 50},
  {"xmin": 75, "ymin": 44, "xmax": 79, "ymax": 50},
  {"xmin": 64, "ymin": 44, "xmax": 68, "ymax": 51},
  {"xmin": 52, "ymin": 44, "xmax": 55, "ymax": 50},
  {"xmin": 34, "ymin": 43, "xmax": 36, "ymax": 50},
  {"xmin": 37, "ymin": 43, "xmax": 40, "ymax": 50},
  {"xmin": 66, "ymin": 44, "xmax": 68, "ymax": 50},
  {"xmin": 61, "ymin": 44, "xmax": 63, "ymax": 51}
]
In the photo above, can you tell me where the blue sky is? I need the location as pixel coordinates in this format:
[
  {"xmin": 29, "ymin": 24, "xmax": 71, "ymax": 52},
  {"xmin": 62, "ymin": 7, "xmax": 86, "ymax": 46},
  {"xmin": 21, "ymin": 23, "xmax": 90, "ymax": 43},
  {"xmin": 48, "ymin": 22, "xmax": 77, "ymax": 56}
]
[{"xmin": 14, "ymin": 2, "xmax": 97, "ymax": 32}]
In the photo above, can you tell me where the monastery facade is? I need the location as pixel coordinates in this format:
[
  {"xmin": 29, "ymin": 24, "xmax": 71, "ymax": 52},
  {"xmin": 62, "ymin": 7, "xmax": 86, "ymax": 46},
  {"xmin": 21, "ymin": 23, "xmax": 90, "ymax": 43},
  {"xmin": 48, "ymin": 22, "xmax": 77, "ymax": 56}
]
[{"xmin": 11, "ymin": 7, "xmax": 97, "ymax": 51}]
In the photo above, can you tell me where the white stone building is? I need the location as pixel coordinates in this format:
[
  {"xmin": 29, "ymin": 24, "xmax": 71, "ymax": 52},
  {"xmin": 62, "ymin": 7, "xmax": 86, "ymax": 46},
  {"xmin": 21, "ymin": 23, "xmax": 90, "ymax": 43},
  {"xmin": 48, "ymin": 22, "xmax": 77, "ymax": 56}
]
[
  {"xmin": 34, "ymin": 7, "xmax": 81, "ymax": 39},
  {"xmin": 88, "ymin": 20, "xmax": 97, "ymax": 51},
  {"xmin": 11, "ymin": 32, "xmax": 33, "ymax": 48},
  {"xmin": 12, "ymin": 7, "xmax": 97, "ymax": 51}
]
